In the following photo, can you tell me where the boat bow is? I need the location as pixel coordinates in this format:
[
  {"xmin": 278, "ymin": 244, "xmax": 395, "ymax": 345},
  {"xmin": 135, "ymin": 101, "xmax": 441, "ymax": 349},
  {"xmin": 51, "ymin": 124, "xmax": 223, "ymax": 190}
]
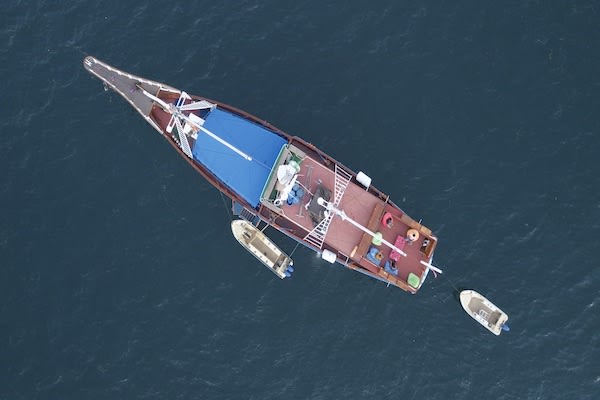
[{"xmin": 83, "ymin": 56, "xmax": 178, "ymax": 134}]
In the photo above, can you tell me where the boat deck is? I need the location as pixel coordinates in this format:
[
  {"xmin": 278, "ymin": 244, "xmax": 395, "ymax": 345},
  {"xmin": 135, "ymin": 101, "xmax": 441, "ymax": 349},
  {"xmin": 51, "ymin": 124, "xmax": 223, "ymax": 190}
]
[{"xmin": 273, "ymin": 148, "xmax": 433, "ymax": 285}]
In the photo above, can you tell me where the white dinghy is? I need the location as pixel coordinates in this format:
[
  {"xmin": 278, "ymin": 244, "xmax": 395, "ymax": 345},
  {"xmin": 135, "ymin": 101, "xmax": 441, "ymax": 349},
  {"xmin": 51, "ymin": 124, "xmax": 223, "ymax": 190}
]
[
  {"xmin": 460, "ymin": 290, "xmax": 509, "ymax": 335},
  {"xmin": 231, "ymin": 220, "xmax": 294, "ymax": 279}
]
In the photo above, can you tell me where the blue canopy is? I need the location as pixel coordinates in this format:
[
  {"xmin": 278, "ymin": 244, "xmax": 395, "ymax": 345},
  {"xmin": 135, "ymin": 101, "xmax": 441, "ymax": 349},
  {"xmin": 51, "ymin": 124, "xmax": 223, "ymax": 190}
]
[{"xmin": 192, "ymin": 108, "xmax": 286, "ymax": 207}]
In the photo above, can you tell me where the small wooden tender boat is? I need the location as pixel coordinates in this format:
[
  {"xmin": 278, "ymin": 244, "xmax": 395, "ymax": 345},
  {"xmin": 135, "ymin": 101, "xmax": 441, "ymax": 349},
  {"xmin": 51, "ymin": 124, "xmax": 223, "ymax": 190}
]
[
  {"xmin": 460, "ymin": 290, "xmax": 509, "ymax": 335},
  {"xmin": 231, "ymin": 220, "xmax": 294, "ymax": 279}
]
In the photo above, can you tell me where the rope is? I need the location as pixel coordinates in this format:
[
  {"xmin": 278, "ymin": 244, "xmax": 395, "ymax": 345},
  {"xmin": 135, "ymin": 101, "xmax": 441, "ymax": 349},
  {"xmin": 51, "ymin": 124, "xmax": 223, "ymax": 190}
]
[
  {"xmin": 219, "ymin": 191, "xmax": 233, "ymax": 221},
  {"xmin": 289, "ymin": 242, "xmax": 301, "ymax": 257},
  {"xmin": 445, "ymin": 275, "xmax": 461, "ymax": 293},
  {"xmin": 434, "ymin": 265, "xmax": 461, "ymax": 293}
]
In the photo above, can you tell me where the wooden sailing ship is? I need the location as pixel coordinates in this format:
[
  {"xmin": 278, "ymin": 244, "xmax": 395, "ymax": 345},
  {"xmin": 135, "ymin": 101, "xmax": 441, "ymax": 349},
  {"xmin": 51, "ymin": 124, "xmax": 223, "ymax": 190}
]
[{"xmin": 84, "ymin": 56, "xmax": 442, "ymax": 293}]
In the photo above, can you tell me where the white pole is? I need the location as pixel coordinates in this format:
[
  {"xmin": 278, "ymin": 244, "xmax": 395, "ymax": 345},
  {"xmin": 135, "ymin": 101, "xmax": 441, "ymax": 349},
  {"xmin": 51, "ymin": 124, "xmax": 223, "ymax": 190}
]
[
  {"xmin": 420, "ymin": 260, "xmax": 443, "ymax": 274},
  {"xmin": 318, "ymin": 198, "xmax": 407, "ymax": 257},
  {"xmin": 137, "ymin": 85, "xmax": 172, "ymax": 111},
  {"xmin": 137, "ymin": 85, "xmax": 253, "ymax": 161},
  {"xmin": 197, "ymin": 125, "xmax": 253, "ymax": 161}
]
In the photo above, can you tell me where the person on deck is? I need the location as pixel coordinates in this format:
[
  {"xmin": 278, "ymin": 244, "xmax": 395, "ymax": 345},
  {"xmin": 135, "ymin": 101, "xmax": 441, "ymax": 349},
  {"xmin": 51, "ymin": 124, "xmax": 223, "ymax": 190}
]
[{"xmin": 384, "ymin": 260, "xmax": 398, "ymax": 276}]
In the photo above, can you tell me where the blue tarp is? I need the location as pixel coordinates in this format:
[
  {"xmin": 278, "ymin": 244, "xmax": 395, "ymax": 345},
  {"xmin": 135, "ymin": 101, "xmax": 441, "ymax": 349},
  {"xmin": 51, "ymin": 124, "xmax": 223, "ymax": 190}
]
[{"xmin": 192, "ymin": 108, "xmax": 286, "ymax": 208}]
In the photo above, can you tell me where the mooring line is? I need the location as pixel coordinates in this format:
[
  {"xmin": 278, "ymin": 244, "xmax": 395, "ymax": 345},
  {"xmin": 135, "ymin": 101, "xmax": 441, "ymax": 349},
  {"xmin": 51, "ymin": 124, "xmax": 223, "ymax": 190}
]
[
  {"xmin": 446, "ymin": 276, "xmax": 461, "ymax": 293},
  {"xmin": 289, "ymin": 242, "xmax": 301, "ymax": 258},
  {"xmin": 434, "ymin": 263, "xmax": 461, "ymax": 293},
  {"xmin": 219, "ymin": 191, "xmax": 233, "ymax": 221}
]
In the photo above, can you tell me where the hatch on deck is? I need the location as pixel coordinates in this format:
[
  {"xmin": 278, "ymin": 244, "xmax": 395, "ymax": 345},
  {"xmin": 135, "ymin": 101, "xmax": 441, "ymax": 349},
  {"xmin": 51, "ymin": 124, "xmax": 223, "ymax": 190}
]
[
  {"xmin": 192, "ymin": 108, "xmax": 286, "ymax": 208},
  {"xmin": 260, "ymin": 144, "xmax": 307, "ymax": 212}
]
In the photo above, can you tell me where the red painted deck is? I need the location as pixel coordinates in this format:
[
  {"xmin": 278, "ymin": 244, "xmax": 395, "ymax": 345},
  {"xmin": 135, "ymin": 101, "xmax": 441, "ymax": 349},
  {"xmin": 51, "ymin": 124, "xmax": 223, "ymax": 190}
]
[{"xmin": 275, "ymin": 150, "xmax": 436, "ymax": 290}]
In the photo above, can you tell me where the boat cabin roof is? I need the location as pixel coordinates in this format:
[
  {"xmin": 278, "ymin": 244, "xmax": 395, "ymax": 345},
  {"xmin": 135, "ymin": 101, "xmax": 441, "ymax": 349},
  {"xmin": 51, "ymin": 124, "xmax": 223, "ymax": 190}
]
[
  {"xmin": 259, "ymin": 144, "xmax": 306, "ymax": 210},
  {"xmin": 191, "ymin": 108, "xmax": 287, "ymax": 208}
]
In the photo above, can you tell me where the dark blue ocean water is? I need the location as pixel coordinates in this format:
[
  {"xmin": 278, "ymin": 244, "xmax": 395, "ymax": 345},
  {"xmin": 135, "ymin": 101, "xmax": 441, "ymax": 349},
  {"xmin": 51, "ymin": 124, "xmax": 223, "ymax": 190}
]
[{"xmin": 2, "ymin": 1, "xmax": 599, "ymax": 399}]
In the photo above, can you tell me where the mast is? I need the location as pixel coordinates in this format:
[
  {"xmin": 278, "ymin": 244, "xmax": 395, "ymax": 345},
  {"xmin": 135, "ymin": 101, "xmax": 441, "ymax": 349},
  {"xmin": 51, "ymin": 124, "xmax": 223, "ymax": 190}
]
[
  {"xmin": 196, "ymin": 124, "xmax": 252, "ymax": 161},
  {"xmin": 317, "ymin": 198, "xmax": 407, "ymax": 257},
  {"xmin": 137, "ymin": 85, "xmax": 252, "ymax": 161},
  {"xmin": 317, "ymin": 198, "xmax": 444, "ymax": 275}
]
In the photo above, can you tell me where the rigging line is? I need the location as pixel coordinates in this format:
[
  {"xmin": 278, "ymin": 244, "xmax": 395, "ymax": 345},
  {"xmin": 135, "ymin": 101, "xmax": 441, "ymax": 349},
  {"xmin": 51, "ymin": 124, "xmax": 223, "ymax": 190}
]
[
  {"xmin": 289, "ymin": 241, "xmax": 301, "ymax": 258},
  {"xmin": 218, "ymin": 190, "xmax": 233, "ymax": 221}
]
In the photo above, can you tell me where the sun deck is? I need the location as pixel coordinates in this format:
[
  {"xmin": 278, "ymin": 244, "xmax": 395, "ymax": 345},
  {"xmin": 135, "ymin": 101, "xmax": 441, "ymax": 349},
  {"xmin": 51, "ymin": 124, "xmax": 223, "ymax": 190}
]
[{"xmin": 259, "ymin": 142, "xmax": 437, "ymax": 290}]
